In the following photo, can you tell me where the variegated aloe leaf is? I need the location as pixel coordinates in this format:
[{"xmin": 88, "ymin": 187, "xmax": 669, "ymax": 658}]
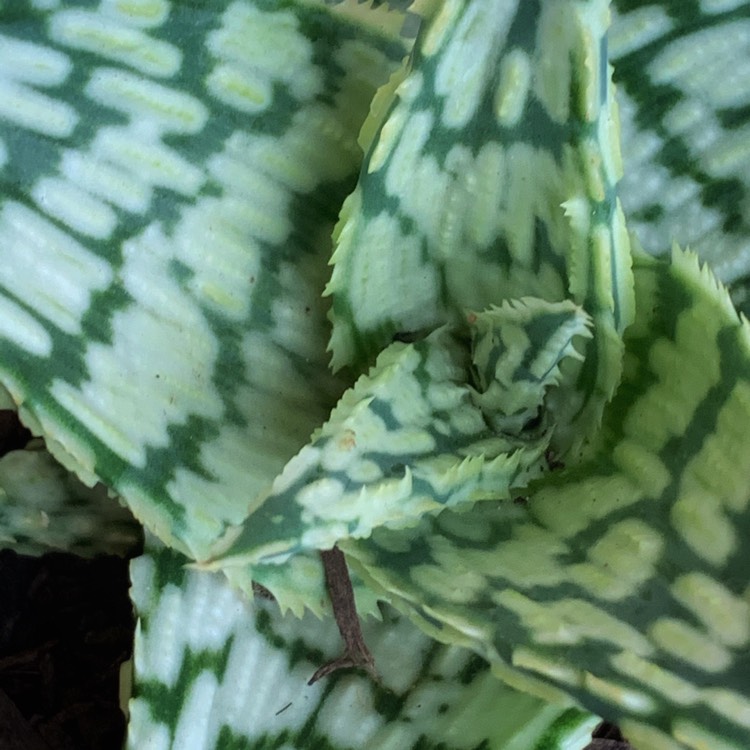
[
  {"xmin": 213, "ymin": 299, "xmax": 591, "ymax": 566},
  {"xmin": 342, "ymin": 248, "xmax": 750, "ymax": 750},
  {"xmin": 130, "ymin": 539, "xmax": 600, "ymax": 750},
  {"xmin": 610, "ymin": 1, "xmax": 750, "ymax": 300},
  {"xmin": 327, "ymin": 0, "xmax": 635, "ymax": 452},
  {"xmin": 0, "ymin": 445, "xmax": 141, "ymax": 557},
  {"xmin": 0, "ymin": 384, "xmax": 13, "ymax": 410},
  {"xmin": 0, "ymin": 0, "xmax": 409, "ymax": 576}
]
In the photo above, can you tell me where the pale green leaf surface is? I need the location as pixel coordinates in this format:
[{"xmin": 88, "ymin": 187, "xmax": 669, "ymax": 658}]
[
  {"xmin": 343, "ymin": 248, "xmax": 750, "ymax": 750},
  {"xmin": 214, "ymin": 299, "xmax": 590, "ymax": 567},
  {"xmin": 327, "ymin": 0, "xmax": 635, "ymax": 450},
  {"xmin": 0, "ymin": 445, "xmax": 141, "ymax": 557},
  {"xmin": 0, "ymin": 0, "xmax": 409, "ymax": 564},
  {"xmin": 129, "ymin": 540, "xmax": 600, "ymax": 750},
  {"xmin": 610, "ymin": 1, "xmax": 750, "ymax": 295},
  {"xmin": 0, "ymin": 385, "xmax": 13, "ymax": 411}
]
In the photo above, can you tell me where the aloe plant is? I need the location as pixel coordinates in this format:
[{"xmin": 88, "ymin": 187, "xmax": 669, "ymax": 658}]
[{"xmin": 1, "ymin": 1, "xmax": 750, "ymax": 749}]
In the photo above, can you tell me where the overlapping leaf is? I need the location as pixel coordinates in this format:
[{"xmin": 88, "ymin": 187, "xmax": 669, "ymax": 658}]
[
  {"xmin": 129, "ymin": 540, "xmax": 600, "ymax": 750},
  {"xmin": 0, "ymin": 0, "xmax": 410, "ymax": 569},
  {"xmin": 326, "ymin": 0, "xmax": 634, "ymax": 452},
  {"xmin": 610, "ymin": 1, "xmax": 750, "ymax": 304},
  {"xmin": 0, "ymin": 445, "xmax": 141, "ymax": 557},
  {"xmin": 343, "ymin": 248, "xmax": 750, "ymax": 750},
  {"xmin": 213, "ymin": 299, "xmax": 590, "ymax": 566},
  {"xmin": 211, "ymin": 0, "xmax": 636, "ymax": 598}
]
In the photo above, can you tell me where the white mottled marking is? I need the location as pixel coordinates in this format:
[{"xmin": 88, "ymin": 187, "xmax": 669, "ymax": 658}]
[
  {"xmin": 609, "ymin": 6, "xmax": 673, "ymax": 58},
  {"xmin": 611, "ymin": 652, "xmax": 699, "ymax": 706},
  {"xmin": 50, "ymin": 9, "xmax": 181, "ymax": 77},
  {"xmin": 0, "ymin": 202, "xmax": 112, "ymax": 335},
  {"xmin": 692, "ymin": 380, "xmax": 750, "ymax": 513},
  {"xmin": 617, "ymin": 720, "xmax": 686, "ymax": 750},
  {"xmin": 611, "ymin": 439, "xmax": 670, "ymax": 498},
  {"xmin": 137, "ymin": 582, "xmax": 185, "ymax": 685},
  {"xmin": 92, "ymin": 126, "xmax": 205, "ymax": 195},
  {"xmin": 650, "ymin": 21, "xmax": 750, "ymax": 105},
  {"xmin": 128, "ymin": 554, "xmax": 156, "ymax": 613},
  {"xmin": 464, "ymin": 141, "xmax": 504, "ymax": 246},
  {"xmin": 348, "ymin": 212, "xmax": 442, "ymax": 335},
  {"xmin": 494, "ymin": 48, "xmax": 531, "ymax": 127},
  {"xmin": 181, "ymin": 571, "xmax": 245, "ymax": 650},
  {"xmin": 703, "ymin": 125, "xmax": 750, "ymax": 179},
  {"xmin": 101, "ymin": 0, "xmax": 170, "ymax": 28},
  {"xmin": 701, "ymin": 0, "xmax": 749, "ymax": 11},
  {"xmin": 671, "ymin": 485, "xmax": 736, "ymax": 566},
  {"xmin": 207, "ymin": 2, "xmax": 321, "ymax": 102},
  {"xmin": 512, "ymin": 647, "xmax": 580, "ymax": 685},
  {"xmin": 421, "ymin": 0, "xmax": 462, "ymax": 57},
  {"xmin": 385, "ymin": 110, "xmax": 443, "ymax": 234},
  {"xmin": 316, "ymin": 681, "xmax": 382, "ymax": 748},
  {"xmin": 51, "ymin": 377, "xmax": 147, "ymax": 467},
  {"xmin": 532, "ymin": 472, "xmax": 640, "ymax": 538},
  {"xmin": 206, "ymin": 64, "xmax": 272, "ymax": 114},
  {"xmin": 173, "ymin": 198, "xmax": 263, "ymax": 319},
  {"xmin": 649, "ymin": 618, "xmax": 732, "ymax": 672},
  {"xmin": 0, "ymin": 34, "xmax": 71, "ymax": 86},
  {"xmin": 662, "ymin": 98, "xmax": 706, "ymax": 137},
  {"xmin": 207, "ymin": 139, "xmax": 291, "ymax": 239},
  {"xmin": 584, "ymin": 673, "xmax": 656, "ymax": 714},
  {"xmin": 567, "ymin": 562, "xmax": 635, "ymax": 601},
  {"xmin": 703, "ymin": 688, "xmax": 750, "ymax": 729},
  {"xmin": 168, "ymin": 423, "xmax": 302, "ymax": 541},
  {"xmin": 217, "ymin": 617, "xmax": 316, "ymax": 737},
  {"xmin": 672, "ymin": 572, "xmax": 750, "ymax": 648},
  {"xmin": 534, "ymin": 3, "xmax": 575, "ymax": 123},
  {"xmin": 0, "ymin": 297, "xmax": 52, "ymax": 357},
  {"xmin": 61, "ymin": 149, "xmax": 152, "ymax": 214},
  {"xmin": 126, "ymin": 700, "xmax": 171, "ymax": 750},
  {"xmin": 589, "ymin": 519, "xmax": 663, "ymax": 586},
  {"xmin": 492, "ymin": 592, "xmax": 568, "ymax": 646},
  {"xmin": 435, "ymin": 0, "xmax": 512, "ymax": 129},
  {"xmin": 86, "ymin": 68, "xmax": 208, "ymax": 133},
  {"xmin": 32, "ymin": 177, "xmax": 117, "ymax": 239},
  {"xmin": 46, "ymin": 223, "xmax": 222, "ymax": 469},
  {"xmin": 673, "ymin": 719, "xmax": 744, "ymax": 750},
  {"xmin": 368, "ymin": 74, "xmax": 421, "ymax": 174},
  {"xmin": 241, "ymin": 333, "xmax": 332, "ymax": 417},
  {"xmin": 0, "ymin": 80, "xmax": 78, "ymax": 137}
]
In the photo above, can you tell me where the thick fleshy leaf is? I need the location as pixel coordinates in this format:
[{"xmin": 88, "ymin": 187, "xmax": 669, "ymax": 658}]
[
  {"xmin": 342, "ymin": 248, "xmax": 750, "ymax": 750},
  {"xmin": 213, "ymin": 299, "xmax": 590, "ymax": 566},
  {"xmin": 611, "ymin": 1, "xmax": 750, "ymax": 295},
  {"xmin": 129, "ymin": 541, "xmax": 600, "ymax": 750},
  {"xmin": 327, "ymin": 0, "xmax": 634, "ymax": 450},
  {"xmin": 0, "ymin": 446, "xmax": 141, "ymax": 557},
  {"xmin": 0, "ymin": 0, "xmax": 409, "ymax": 563}
]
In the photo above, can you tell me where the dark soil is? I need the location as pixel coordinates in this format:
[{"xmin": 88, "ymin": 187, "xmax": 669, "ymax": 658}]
[
  {"xmin": 0, "ymin": 549, "xmax": 133, "ymax": 750},
  {"xmin": 0, "ymin": 410, "xmax": 133, "ymax": 749},
  {"xmin": 586, "ymin": 722, "xmax": 633, "ymax": 749}
]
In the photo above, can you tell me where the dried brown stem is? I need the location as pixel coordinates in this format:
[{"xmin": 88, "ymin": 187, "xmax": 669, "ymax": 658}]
[{"xmin": 308, "ymin": 546, "xmax": 377, "ymax": 685}]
